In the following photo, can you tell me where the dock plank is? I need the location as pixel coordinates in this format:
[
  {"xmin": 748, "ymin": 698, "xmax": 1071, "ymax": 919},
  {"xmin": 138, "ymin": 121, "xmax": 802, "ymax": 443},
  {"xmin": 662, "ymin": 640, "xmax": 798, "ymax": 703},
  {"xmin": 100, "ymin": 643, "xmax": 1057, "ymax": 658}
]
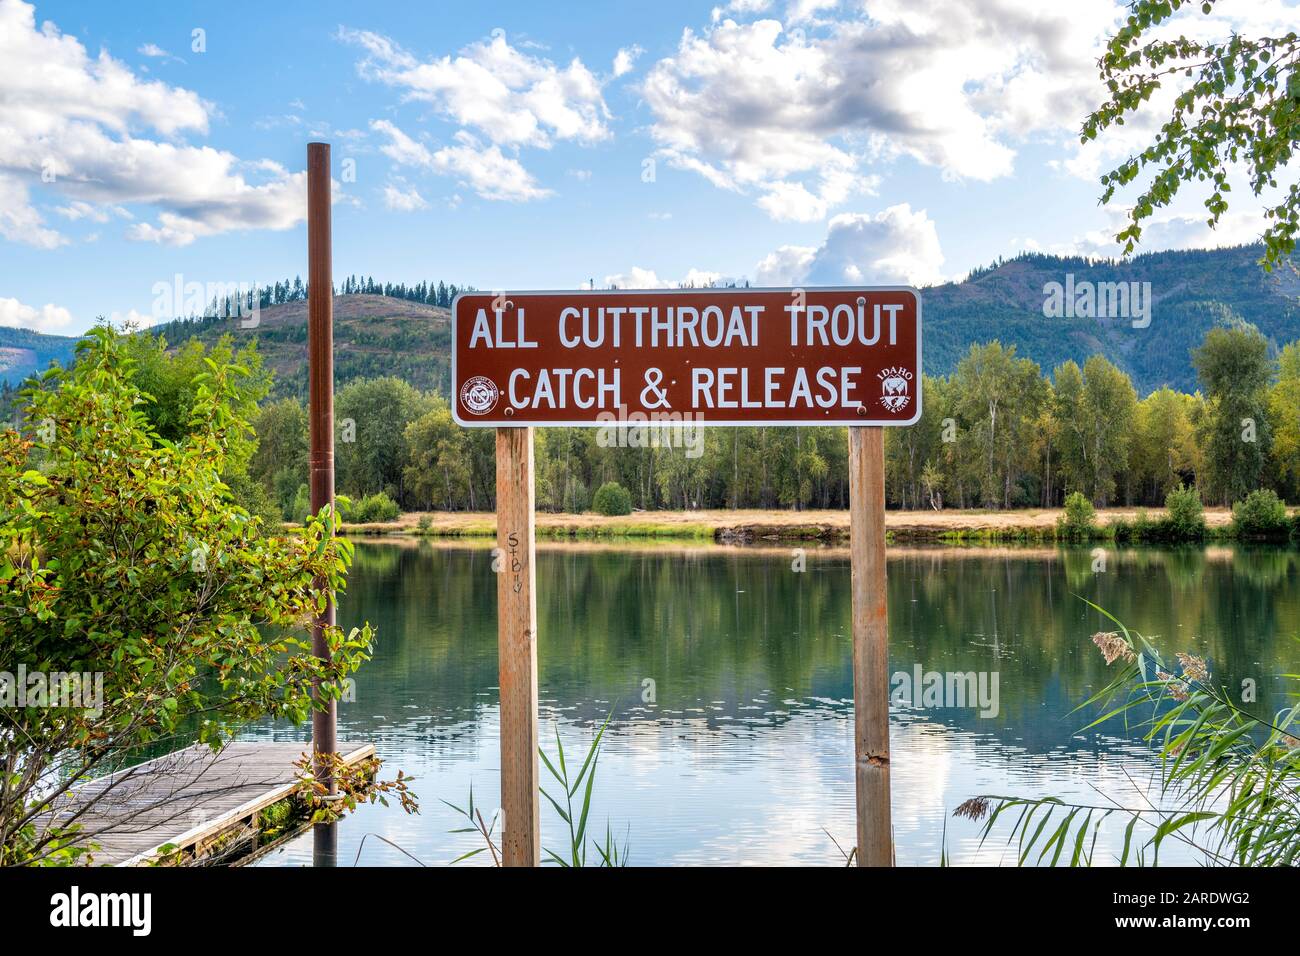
[{"xmin": 53, "ymin": 741, "xmax": 373, "ymax": 866}]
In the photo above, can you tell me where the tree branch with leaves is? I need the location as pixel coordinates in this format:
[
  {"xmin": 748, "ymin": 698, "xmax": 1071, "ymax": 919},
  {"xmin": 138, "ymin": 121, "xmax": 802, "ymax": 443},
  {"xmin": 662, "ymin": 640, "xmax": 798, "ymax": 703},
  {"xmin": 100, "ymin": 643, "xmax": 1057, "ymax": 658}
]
[{"xmin": 1084, "ymin": 0, "xmax": 1300, "ymax": 267}]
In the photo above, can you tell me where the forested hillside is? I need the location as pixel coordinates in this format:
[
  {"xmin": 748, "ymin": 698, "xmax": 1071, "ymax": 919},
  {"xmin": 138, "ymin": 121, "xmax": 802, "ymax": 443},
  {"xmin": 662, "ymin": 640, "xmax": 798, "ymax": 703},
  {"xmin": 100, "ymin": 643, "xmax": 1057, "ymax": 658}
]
[
  {"xmin": 5, "ymin": 245, "xmax": 1300, "ymax": 516},
  {"xmin": 4, "ymin": 244, "xmax": 1299, "ymax": 396},
  {"xmin": 925, "ymin": 245, "xmax": 1300, "ymax": 393}
]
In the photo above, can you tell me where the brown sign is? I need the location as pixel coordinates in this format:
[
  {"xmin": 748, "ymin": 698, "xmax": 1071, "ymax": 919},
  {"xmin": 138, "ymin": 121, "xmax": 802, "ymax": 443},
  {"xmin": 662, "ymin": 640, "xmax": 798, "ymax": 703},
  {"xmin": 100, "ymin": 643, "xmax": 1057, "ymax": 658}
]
[{"xmin": 452, "ymin": 287, "xmax": 921, "ymax": 427}]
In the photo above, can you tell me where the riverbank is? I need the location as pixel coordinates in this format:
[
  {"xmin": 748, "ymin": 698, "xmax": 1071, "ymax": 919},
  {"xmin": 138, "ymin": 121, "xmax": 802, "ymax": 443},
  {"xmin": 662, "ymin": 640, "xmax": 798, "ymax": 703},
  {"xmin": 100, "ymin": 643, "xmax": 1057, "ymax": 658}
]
[{"xmin": 339, "ymin": 506, "xmax": 1238, "ymax": 542}]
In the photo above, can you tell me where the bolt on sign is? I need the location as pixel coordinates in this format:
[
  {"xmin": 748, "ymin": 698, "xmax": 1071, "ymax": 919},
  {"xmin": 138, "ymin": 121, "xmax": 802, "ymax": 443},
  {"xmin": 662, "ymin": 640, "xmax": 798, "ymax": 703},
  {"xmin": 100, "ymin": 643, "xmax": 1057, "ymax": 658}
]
[{"xmin": 452, "ymin": 288, "xmax": 921, "ymax": 427}]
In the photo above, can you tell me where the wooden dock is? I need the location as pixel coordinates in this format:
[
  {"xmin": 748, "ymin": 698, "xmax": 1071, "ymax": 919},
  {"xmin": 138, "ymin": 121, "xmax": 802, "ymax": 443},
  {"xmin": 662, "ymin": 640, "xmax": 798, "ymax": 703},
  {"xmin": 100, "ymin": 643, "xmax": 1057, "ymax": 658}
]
[{"xmin": 57, "ymin": 741, "xmax": 374, "ymax": 866}]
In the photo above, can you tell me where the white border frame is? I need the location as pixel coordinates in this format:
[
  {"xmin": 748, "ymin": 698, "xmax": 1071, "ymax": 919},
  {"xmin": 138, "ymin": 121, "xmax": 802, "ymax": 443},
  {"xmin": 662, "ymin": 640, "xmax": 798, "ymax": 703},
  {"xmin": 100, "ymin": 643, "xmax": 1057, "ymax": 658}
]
[{"xmin": 450, "ymin": 285, "xmax": 922, "ymax": 428}]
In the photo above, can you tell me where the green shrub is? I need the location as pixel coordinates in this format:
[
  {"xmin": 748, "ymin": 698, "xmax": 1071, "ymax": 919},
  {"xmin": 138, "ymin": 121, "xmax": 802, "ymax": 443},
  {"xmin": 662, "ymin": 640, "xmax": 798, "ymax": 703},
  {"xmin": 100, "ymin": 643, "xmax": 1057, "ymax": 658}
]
[
  {"xmin": 342, "ymin": 491, "xmax": 401, "ymax": 524},
  {"xmin": 290, "ymin": 483, "xmax": 312, "ymax": 524},
  {"xmin": 1056, "ymin": 492, "xmax": 1098, "ymax": 540},
  {"xmin": 592, "ymin": 481, "xmax": 633, "ymax": 517},
  {"xmin": 1110, "ymin": 516, "xmax": 1133, "ymax": 543},
  {"xmin": 223, "ymin": 471, "xmax": 283, "ymax": 526},
  {"xmin": 1162, "ymin": 484, "xmax": 1206, "ymax": 541},
  {"xmin": 1232, "ymin": 489, "xmax": 1289, "ymax": 538}
]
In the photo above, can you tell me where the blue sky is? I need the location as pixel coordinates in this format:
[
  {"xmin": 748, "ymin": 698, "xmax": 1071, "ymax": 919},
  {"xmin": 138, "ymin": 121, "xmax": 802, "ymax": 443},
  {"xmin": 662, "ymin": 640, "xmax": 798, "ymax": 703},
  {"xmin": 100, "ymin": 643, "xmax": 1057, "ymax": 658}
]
[{"xmin": 0, "ymin": 0, "xmax": 1291, "ymax": 334}]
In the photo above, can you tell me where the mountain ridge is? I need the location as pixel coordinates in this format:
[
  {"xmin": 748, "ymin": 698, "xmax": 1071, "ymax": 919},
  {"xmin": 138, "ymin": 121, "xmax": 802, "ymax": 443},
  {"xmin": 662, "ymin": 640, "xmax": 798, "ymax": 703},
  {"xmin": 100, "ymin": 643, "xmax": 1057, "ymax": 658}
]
[{"xmin": 3, "ymin": 243, "xmax": 1297, "ymax": 397}]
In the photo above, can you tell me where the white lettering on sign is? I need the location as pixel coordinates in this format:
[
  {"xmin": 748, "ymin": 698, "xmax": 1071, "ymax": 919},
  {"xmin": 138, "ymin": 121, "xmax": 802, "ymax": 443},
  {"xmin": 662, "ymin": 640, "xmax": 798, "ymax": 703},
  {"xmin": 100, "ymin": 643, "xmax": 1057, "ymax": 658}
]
[
  {"xmin": 453, "ymin": 288, "xmax": 921, "ymax": 427},
  {"xmin": 469, "ymin": 308, "xmax": 538, "ymax": 349}
]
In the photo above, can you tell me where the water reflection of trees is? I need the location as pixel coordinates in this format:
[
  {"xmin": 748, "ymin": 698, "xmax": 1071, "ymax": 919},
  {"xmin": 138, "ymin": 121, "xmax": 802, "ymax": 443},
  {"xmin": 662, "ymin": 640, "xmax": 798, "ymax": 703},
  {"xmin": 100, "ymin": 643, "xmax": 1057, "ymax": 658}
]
[{"xmin": 336, "ymin": 543, "xmax": 1300, "ymax": 753}]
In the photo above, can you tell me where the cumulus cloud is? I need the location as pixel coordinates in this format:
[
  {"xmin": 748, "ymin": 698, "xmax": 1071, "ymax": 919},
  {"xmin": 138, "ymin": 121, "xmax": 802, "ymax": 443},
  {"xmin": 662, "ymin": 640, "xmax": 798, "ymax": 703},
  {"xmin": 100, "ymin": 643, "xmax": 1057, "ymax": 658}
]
[
  {"xmin": 382, "ymin": 184, "xmax": 429, "ymax": 212},
  {"xmin": 611, "ymin": 203, "xmax": 945, "ymax": 291},
  {"xmin": 371, "ymin": 120, "xmax": 551, "ymax": 202},
  {"xmin": 755, "ymin": 204, "xmax": 946, "ymax": 286},
  {"xmin": 642, "ymin": 2, "xmax": 1123, "ymax": 220},
  {"xmin": 343, "ymin": 26, "xmax": 609, "ymax": 201},
  {"xmin": 1037, "ymin": 205, "xmax": 1267, "ymax": 260},
  {"xmin": 601, "ymin": 266, "xmax": 729, "ymax": 289},
  {"xmin": 0, "ymin": 0, "xmax": 313, "ymax": 248},
  {"xmin": 612, "ymin": 45, "xmax": 644, "ymax": 78},
  {"xmin": 340, "ymin": 27, "xmax": 610, "ymax": 145},
  {"xmin": 0, "ymin": 173, "xmax": 65, "ymax": 248},
  {"xmin": 0, "ymin": 296, "xmax": 75, "ymax": 333}
]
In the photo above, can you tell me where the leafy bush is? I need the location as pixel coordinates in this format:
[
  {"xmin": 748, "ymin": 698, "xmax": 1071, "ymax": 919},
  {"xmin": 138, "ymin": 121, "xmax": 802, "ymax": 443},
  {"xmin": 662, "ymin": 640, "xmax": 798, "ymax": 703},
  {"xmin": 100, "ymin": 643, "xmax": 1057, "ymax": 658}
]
[
  {"xmin": 1162, "ymin": 484, "xmax": 1206, "ymax": 541},
  {"xmin": 1112, "ymin": 486, "xmax": 1206, "ymax": 544},
  {"xmin": 592, "ymin": 481, "xmax": 633, "ymax": 517},
  {"xmin": 1056, "ymin": 492, "xmax": 1097, "ymax": 540},
  {"xmin": 342, "ymin": 491, "xmax": 401, "ymax": 524},
  {"xmin": 1232, "ymin": 489, "xmax": 1289, "ymax": 538},
  {"xmin": 0, "ymin": 328, "xmax": 373, "ymax": 864}
]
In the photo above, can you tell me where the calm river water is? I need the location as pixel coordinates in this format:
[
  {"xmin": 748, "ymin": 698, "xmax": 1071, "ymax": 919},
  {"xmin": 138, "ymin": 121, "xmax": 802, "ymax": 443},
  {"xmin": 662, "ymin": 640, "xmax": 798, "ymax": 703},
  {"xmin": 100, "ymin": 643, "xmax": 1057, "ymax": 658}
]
[{"xmin": 250, "ymin": 539, "xmax": 1300, "ymax": 866}]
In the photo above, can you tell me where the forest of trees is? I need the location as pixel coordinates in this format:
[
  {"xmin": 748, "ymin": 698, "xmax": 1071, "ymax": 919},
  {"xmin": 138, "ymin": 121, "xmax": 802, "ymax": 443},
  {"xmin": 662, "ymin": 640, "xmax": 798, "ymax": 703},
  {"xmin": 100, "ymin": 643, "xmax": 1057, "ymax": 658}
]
[
  {"xmin": 234, "ymin": 321, "xmax": 1300, "ymax": 517},
  {"xmin": 9, "ymin": 317, "xmax": 1296, "ymax": 519}
]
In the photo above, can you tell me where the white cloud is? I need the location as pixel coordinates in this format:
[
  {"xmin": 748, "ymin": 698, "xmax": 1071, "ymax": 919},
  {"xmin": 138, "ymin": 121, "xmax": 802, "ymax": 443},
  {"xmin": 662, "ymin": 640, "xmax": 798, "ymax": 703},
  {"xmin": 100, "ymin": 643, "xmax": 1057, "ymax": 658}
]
[
  {"xmin": 0, "ymin": 173, "xmax": 65, "ymax": 248},
  {"xmin": 137, "ymin": 42, "xmax": 182, "ymax": 63},
  {"xmin": 785, "ymin": 0, "xmax": 838, "ymax": 23},
  {"xmin": 822, "ymin": 205, "xmax": 943, "ymax": 285},
  {"xmin": 595, "ymin": 204, "xmax": 946, "ymax": 291},
  {"xmin": 0, "ymin": 0, "xmax": 314, "ymax": 248},
  {"xmin": 1041, "ymin": 205, "xmax": 1266, "ymax": 260},
  {"xmin": 612, "ymin": 45, "xmax": 644, "ymax": 77},
  {"xmin": 712, "ymin": 0, "xmax": 773, "ymax": 21},
  {"xmin": 55, "ymin": 200, "xmax": 109, "ymax": 222},
  {"xmin": 607, "ymin": 204, "xmax": 945, "ymax": 290},
  {"xmin": 372, "ymin": 119, "xmax": 435, "ymax": 167},
  {"xmin": 777, "ymin": 205, "xmax": 946, "ymax": 286},
  {"xmin": 642, "ymin": 3, "xmax": 1124, "ymax": 220},
  {"xmin": 371, "ymin": 120, "xmax": 551, "ymax": 202},
  {"xmin": 753, "ymin": 244, "xmax": 817, "ymax": 286},
  {"xmin": 341, "ymin": 27, "xmax": 611, "ymax": 148},
  {"xmin": 0, "ymin": 296, "xmax": 74, "ymax": 333},
  {"xmin": 602, "ymin": 266, "xmax": 729, "ymax": 289},
  {"xmin": 345, "ymin": 27, "xmax": 610, "ymax": 202},
  {"xmin": 382, "ymin": 184, "xmax": 429, "ymax": 212}
]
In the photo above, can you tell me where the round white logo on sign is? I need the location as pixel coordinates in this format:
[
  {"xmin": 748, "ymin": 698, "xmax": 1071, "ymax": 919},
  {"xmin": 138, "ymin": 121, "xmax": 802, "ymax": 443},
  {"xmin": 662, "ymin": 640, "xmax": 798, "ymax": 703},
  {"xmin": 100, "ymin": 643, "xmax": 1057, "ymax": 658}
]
[
  {"xmin": 460, "ymin": 376, "xmax": 499, "ymax": 415},
  {"xmin": 878, "ymin": 367, "xmax": 912, "ymax": 413}
]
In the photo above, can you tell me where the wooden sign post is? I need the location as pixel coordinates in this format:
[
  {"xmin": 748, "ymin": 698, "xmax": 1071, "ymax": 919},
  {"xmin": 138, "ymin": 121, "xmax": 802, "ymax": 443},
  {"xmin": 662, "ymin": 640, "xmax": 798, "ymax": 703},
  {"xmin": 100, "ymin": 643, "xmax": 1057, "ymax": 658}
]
[
  {"xmin": 849, "ymin": 426, "xmax": 891, "ymax": 866},
  {"xmin": 494, "ymin": 425, "xmax": 541, "ymax": 867},
  {"xmin": 454, "ymin": 288, "xmax": 920, "ymax": 866}
]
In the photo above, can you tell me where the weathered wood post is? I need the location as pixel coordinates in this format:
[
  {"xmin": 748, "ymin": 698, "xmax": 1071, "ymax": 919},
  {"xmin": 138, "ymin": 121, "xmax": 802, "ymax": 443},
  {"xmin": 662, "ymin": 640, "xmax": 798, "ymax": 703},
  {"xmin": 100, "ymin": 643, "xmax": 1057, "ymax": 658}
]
[
  {"xmin": 307, "ymin": 142, "xmax": 337, "ymax": 794},
  {"xmin": 495, "ymin": 426, "xmax": 540, "ymax": 866},
  {"xmin": 849, "ymin": 424, "xmax": 892, "ymax": 866}
]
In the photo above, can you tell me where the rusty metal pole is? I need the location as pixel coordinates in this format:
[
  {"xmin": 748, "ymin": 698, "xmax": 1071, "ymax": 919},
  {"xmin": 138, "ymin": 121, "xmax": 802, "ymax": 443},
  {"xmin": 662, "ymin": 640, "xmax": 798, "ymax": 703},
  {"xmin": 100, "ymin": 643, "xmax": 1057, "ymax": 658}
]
[{"xmin": 307, "ymin": 142, "xmax": 337, "ymax": 796}]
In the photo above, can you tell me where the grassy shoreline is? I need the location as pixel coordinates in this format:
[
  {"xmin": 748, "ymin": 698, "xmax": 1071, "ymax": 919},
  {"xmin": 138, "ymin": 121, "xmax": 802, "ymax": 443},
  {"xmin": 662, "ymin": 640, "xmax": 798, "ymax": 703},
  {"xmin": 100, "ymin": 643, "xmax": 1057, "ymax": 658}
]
[{"xmin": 339, "ymin": 506, "xmax": 1245, "ymax": 543}]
